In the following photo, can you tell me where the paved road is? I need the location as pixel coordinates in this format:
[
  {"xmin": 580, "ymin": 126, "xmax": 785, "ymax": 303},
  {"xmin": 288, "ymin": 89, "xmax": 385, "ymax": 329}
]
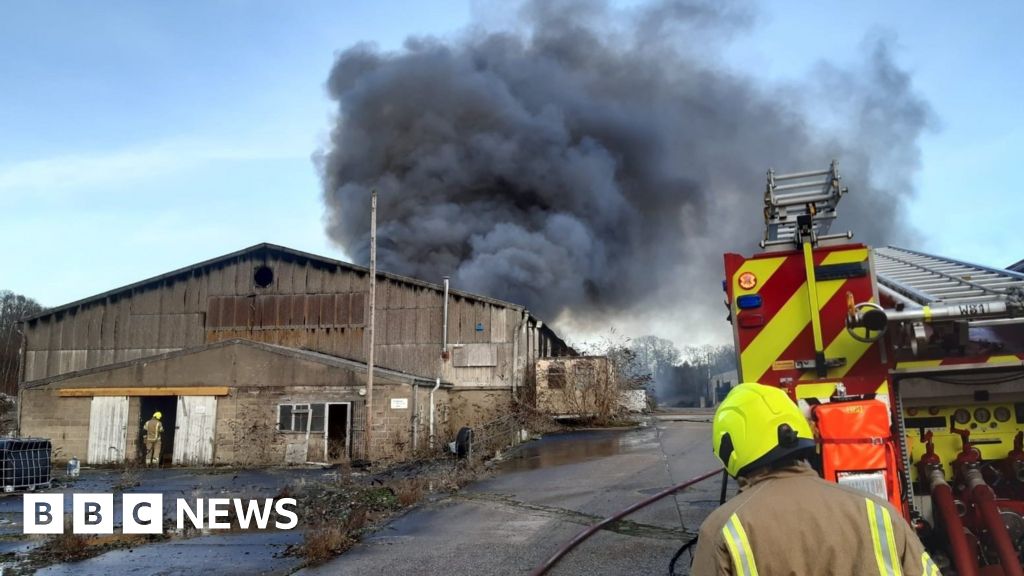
[{"xmin": 298, "ymin": 419, "xmax": 727, "ymax": 576}]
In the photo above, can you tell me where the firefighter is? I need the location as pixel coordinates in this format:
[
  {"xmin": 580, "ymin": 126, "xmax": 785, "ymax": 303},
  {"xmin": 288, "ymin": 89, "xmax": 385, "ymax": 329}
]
[
  {"xmin": 692, "ymin": 383, "xmax": 939, "ymax": 576},
  {"xmin": 143, "ymin": 411, "xmax": 163, "ymax": 467}
]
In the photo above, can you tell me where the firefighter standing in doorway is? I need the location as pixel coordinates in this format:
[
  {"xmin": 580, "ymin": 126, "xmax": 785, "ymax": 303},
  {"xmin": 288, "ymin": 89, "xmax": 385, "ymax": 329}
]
[
  {"xmin": 692, "ymin": 383, "xmax": 940, "ymax": 576},
  {"xmin": 143, "ymin": 411, "xmax": 163, "ymax": 467}
]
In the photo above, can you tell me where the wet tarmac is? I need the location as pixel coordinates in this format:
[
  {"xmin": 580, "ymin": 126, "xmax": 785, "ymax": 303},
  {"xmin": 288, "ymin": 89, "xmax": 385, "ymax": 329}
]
[
  {"xmin": 298, "ymin": 419, "xmax": 725, "ymax": 576},
  {"xmin": 34, "ymin": 530, "xmax": 303, "ymax": 576},
  {"xmin": 498, "ymin": 426, "xmax": 659, "ymax": 473}
]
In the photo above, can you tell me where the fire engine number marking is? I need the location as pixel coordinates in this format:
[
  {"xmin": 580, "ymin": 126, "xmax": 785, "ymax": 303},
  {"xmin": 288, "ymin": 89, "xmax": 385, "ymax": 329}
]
[{"xmin": 957, "ymin": 303, "xmax": 991, "ymax": 317}]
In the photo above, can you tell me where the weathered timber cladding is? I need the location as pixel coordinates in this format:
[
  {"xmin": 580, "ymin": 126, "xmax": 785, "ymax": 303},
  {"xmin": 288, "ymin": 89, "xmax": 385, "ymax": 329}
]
[{"xmin": 19, "ymin": 245, "xmax": 568, "ymax": 403}]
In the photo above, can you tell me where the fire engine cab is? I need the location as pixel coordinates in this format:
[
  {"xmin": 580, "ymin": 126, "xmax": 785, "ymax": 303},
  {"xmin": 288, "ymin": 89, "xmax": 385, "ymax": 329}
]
[{"xmin": 724, "ymin": 162, "xmax": 1024, "ymax": 576}]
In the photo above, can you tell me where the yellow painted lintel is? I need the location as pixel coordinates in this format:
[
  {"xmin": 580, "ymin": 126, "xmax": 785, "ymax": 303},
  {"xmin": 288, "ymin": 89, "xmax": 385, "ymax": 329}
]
[{"xmin": 57, "ymin": 386, "xmax": 230, "ymax": 397}]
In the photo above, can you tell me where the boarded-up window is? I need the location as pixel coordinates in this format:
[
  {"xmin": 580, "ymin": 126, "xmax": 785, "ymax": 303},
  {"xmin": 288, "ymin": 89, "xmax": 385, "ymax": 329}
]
[
  {"xmin": 574, "ymin": 364, "xmax": 597, "ymax": 384},
  {"xmin": 278, "ymin": 405, "xmax": 292, "ymax": 431},
  {"xmin": 452, "ymin": 343, "xmax": 498, "ymax": 367},
  {"xmin": 547, "ymin": 364, "xmax": 567, "ymax": 389}
]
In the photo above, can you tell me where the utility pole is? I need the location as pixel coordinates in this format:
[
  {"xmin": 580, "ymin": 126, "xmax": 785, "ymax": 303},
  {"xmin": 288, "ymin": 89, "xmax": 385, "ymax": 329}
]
[{"xmin": 364, "ymin": 189, "xmax": 377, "ymax": 461}]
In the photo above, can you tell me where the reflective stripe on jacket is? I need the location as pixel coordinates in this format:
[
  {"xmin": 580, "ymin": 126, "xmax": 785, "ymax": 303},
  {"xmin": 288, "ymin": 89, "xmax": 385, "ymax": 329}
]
[
  {"xmin": 692, "ymin": 463, "xmax": 937, "ymax": 576},
  {"xmin": 144, "ymin": 418, "xmax": 163, "ymax": 441}
]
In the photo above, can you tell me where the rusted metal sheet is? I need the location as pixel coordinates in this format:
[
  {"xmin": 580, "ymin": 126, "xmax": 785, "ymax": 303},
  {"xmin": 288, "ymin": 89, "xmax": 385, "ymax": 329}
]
[
  {"xmin": 351, "ymin": 293, "xmax": 366, "ymax": 325},
  {"xmin": 87, "ymin": 396, "xmax": 129, "ymax": 464},
  {"xmin": 173, "ymin": 396, "xmax": 217, "ymax": 466},
  {"xmin": 206, "ymin": 297, "xmax": 221, "ymax": 328},
  {"xmin": 318, "ymin": 294, "xmax": 335, "ymax": 326},
  {"xmin": 335, "ymin": 294, "xmax": 350, "ymax": 325}
]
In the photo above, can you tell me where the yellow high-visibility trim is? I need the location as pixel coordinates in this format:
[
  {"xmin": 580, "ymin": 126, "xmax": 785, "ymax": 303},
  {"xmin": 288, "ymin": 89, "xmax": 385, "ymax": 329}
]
[
  {"xmin": 921, "ymin": 552, "xmax": 940, "ymax": 576},
  {"xmin": 722, "ymin": 513, "xmax": 759, "ymax": 576},
  {"xmin": 821, "ymin": 248, "xmax": 869, "ymax": 266},
  {"xmin": 865, "ymin": 499, "xmax": 902, "ymax": 576},
  {"xmin": 988, "ymin": 354, "xmax": 1021, "ymax": 365},
  {"xmin": 876, "ymin": 380, "xmax": 888, "ymax": 394},
  {"xmin": 795, "ymin": 383, "xmax": 837, "ymax": 399},
  {"xmin": 803, "ymin": 242, "xmax": 825, "ymax": 353},
  {"xmin": 879, "ymin": 502, "xmax": 901, "ymax": 576},
  {"xmin": 922, "ymin": 306, "xmax": 932, "ymax": 321},
  {"xmin": 895, "ymin": 360, "xmax": 944, "ymax": 370}
]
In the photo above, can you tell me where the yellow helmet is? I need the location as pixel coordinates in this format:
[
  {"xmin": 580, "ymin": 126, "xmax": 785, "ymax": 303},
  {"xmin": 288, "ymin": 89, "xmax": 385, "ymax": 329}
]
[
  {"xmin": 712, "ymin": 382, "xmax": 816, "ymax": 477},
  {"xmin": 153, "ymin": 412, "xmax": 162, "ymax": 420}
]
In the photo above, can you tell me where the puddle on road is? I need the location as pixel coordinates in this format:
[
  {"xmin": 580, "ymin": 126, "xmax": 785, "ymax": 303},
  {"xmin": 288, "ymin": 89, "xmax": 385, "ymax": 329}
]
[{"xmin": 498, "ymin": 427, "xmax": 655, "ymax": 472}]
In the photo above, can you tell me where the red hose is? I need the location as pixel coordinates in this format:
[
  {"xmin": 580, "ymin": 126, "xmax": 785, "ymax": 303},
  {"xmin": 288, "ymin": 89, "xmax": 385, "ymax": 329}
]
[
  {"xmin": 930, "ymin": 482, "xmax": 979, "ymax": 576},
  {"xmin": 972, "ymin": 483, "xmax": 1024, "ymax": 576},
  {"xmin": 529, "ymin": 467, "xmax": 723, "ymax": 576}
]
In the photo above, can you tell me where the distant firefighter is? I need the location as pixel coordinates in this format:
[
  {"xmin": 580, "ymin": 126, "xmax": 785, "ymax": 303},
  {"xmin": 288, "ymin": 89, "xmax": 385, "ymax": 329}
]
[{"xmin": 143, "ymin": 411, "xmax": 164, "ymax": 467}]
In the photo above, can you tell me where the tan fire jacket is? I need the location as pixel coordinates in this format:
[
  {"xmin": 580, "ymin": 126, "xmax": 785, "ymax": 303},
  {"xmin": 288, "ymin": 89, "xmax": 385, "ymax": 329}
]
[
  {"xmin": 692, "ymin": 463, "xmax": 940, "ymax": 576},
  {"xmin": 143, "ymin": 418, "xmax": 163, "ymax": 442}
]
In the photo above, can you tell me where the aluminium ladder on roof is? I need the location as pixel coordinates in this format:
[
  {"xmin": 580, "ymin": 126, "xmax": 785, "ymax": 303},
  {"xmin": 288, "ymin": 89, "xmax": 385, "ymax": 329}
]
[
  {"xmin": 762, "ymin": 160, "xmax": 849, "ymax": 247},
  {"xmin": 872, "ymin": 246, "xmax": 1024, "ymax": 325}
]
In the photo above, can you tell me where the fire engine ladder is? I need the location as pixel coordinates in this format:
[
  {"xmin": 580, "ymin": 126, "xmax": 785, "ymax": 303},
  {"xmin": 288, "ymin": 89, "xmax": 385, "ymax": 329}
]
[
  {"xmin": 872, "ymin": 246, "xmax": 1024, "ymax": 327},
  {"xmin": 761, "ymin": 160, "xmax": 852, "ymax": 248},
  {"xmin": 763, "ymin": 162, "xmax": 856, "ymax": 376}
]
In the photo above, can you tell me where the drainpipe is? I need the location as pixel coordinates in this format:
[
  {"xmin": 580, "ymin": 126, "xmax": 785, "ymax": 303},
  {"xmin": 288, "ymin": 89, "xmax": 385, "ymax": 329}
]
[
  {"xmin": 536, "ymin": 321, "xmax": 544, "ymax": 358},
  {"xmin": 511, "ymin": 310, "xmax": 526, "ymax": 401},
  {"xmin": 442, "ymin": 277, "xmax": 450, "ymax": 356},
  {"xmin": 411, "ymin": 381, "xmax": 418, "ymax": 452},
  {"xmin": 429, "ymin": 377, "xmax": 441, "ymax": 450}
]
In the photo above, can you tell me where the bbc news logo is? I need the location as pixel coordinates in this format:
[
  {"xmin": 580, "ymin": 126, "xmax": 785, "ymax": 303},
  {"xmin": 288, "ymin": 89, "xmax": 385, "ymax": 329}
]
[{"xmin": 23, "ymin": 494, "xmax": 298, "ymax": 534}]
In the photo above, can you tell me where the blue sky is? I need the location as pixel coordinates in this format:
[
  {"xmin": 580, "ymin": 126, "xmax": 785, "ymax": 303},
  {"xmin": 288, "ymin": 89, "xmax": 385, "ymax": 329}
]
[{"xmin": 2, "ymin": 1, "xmax": 1022, "ymax": 334}]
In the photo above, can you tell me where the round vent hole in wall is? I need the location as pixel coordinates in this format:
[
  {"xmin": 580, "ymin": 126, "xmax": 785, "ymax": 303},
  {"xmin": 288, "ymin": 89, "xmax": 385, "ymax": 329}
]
[{"xmin": 254, "ymin": 265, "xmax": 274, "ymax": 288}]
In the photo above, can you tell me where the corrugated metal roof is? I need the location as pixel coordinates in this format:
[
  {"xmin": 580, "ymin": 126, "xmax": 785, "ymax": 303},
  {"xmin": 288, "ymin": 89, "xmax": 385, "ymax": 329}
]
[{"xmin": 21, "ymin": 243, "xmax": 528, "ymax": 322}]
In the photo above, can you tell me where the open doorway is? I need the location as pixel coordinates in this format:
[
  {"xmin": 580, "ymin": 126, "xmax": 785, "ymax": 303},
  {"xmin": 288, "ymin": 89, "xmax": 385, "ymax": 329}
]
[
  {"xmin": 138, "ymin": 396, "xmax": 177, "ymax": 466},
  {"xmin": 327, "ymin": 403, "xmax": 350, "ymax": 461}
]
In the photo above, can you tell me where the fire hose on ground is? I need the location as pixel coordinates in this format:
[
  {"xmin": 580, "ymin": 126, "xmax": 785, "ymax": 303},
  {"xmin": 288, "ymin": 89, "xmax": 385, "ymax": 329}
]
[{"xmin": 529, "ymin": 467, "xmax": 724, "ymax": 576}]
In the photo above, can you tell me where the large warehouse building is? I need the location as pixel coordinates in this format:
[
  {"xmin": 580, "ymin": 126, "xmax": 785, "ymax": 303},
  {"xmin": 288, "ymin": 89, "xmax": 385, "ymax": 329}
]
[{"xmin": 17, "ymin": 244, "xmax": 571, "ymax": 466}]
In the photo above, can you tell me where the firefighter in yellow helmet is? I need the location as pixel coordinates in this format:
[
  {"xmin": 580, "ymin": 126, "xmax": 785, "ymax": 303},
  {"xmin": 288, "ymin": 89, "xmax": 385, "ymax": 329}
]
[
  {"xmin": 143, "ymin": 411, "xmax": 164, "ymax": 467},
  {"xmin": 692, "ymin": 383, "xmax": 939, "ymax": 576}
]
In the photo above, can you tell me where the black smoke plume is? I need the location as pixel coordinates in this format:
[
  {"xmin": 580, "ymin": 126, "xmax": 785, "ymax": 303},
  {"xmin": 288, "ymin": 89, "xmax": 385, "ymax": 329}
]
[{"xmin": 317, "ymin": 0, "xmax": 931, "ymax": 342}]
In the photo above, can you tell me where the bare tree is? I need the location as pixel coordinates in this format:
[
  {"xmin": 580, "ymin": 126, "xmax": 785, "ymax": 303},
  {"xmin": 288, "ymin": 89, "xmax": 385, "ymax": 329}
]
[{"xmin": 0, "ymin": 290, "xmax": 45, "ymax": 395}]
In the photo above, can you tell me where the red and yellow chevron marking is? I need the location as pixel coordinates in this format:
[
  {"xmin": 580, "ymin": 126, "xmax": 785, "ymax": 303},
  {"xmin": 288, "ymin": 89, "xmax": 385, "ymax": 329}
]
[{"xmin": 729, "ymin": 244, "xmax": 890, "ymax": 395}]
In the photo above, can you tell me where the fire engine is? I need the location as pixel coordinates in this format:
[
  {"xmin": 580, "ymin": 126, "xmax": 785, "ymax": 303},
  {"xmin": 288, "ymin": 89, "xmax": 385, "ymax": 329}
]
[{"xmin": 723, "ymin": 162, "xmax": 1024, "ymax": 576}]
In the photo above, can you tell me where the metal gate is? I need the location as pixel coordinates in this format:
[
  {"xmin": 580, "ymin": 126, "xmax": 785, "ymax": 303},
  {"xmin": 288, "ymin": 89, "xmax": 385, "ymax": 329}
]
[
  {"xmin": 172, "ymin": 396, "xmax": 217, "ymax": 466},
  {"xmin": 87, "ymin": 396, "xmax": 128, "ymax": 464}
]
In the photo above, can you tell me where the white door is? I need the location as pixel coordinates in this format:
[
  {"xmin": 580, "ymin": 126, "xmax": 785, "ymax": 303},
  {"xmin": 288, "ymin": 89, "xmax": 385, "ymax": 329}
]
[
  {"xmin": 173, "ymin": 396, "xmax": 217, "ymax": 466},
  {"xmin": 87, "ymin": 396, "xmax": 129, "ymax": 464}
]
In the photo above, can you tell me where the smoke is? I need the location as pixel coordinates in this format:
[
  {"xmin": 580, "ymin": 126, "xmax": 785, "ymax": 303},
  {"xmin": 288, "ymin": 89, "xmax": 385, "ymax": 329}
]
[{"xmin": 317, "ymin": 0, "xmax": 932, "ymax": 343}]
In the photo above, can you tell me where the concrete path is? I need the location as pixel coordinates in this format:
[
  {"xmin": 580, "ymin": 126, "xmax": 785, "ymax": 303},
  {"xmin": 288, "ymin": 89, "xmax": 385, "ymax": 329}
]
[{"xmin": 297, "ymin": 420, "xmax": 725, "ymax": 576}]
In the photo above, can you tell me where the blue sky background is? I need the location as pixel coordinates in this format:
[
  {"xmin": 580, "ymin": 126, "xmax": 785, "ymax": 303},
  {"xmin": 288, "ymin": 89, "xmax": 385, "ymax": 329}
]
[{"xmin": 2, "ymin": 2, "xmax": 1021, "ymax": 343}]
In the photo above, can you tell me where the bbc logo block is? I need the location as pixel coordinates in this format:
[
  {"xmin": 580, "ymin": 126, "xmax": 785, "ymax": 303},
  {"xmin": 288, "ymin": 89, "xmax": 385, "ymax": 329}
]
[
  {"xmin": 23, "ymin": 494, "xmax": 63, "ymax": 534},
  {"xmin": 23, "ymin": 493, "xmax": 296, "ymax": 534}
]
